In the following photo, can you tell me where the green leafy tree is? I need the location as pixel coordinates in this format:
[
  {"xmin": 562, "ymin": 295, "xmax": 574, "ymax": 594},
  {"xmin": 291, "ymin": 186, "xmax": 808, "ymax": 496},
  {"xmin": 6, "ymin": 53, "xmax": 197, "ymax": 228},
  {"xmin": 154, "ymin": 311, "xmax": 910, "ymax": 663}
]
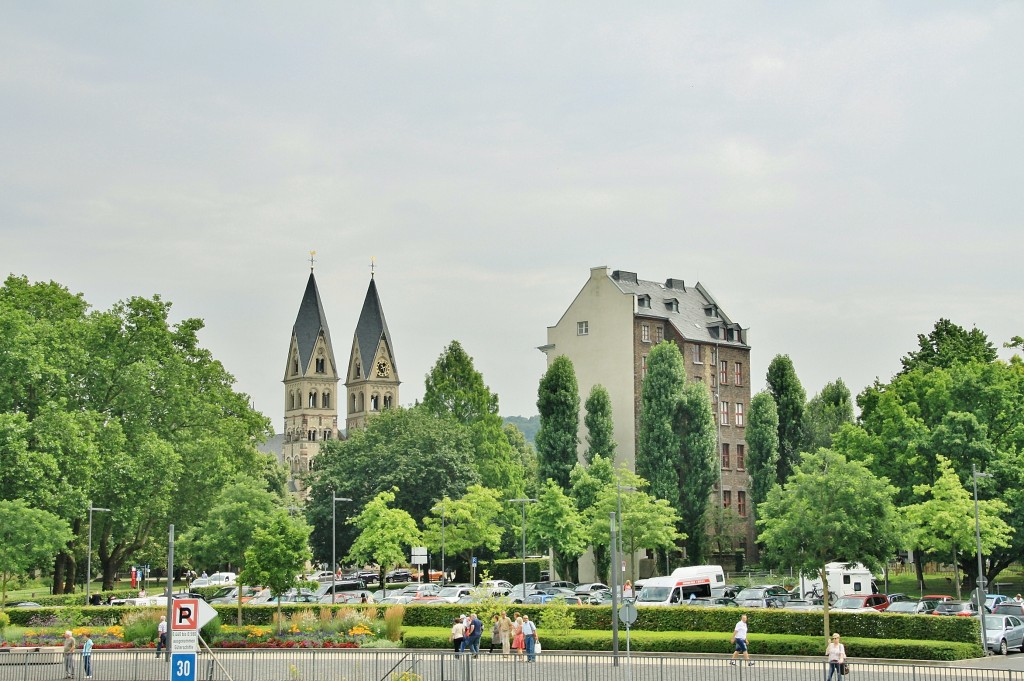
[
  {"xmin": 636, "ymin": 342, "xmax": 686, "ymax": 508},
  {"xmin": 569, "ymin": 454, "xmax": 615, "ymax": 578},
  {"xmin": 505, "ymin": 424, "xmax": 539, "ymax": 498},
  {"xmin": 422, "ymin": 341, "xmax": 523, "ymax": 496},
  {"xmin": 346, "ymin": 489, "xmax": 423, "ymax": 588},
  {"xmin": 903, "ymin": 456, "xmax": 1011, "ymax": 599},
  {"xmin": 746, "ymin": 391, "xmax": 780, "ymax": 517},
  {"xmin": 900, "ymin": 318, "xmax": 998, "ymax": 374},
  {"xmin": 535, "ymin": 356, "xmax": 580, "ymax": 488},
  {"xmin": 587, "ymin": 468, "xmax": 683, "ymax": 583},
  {"xmin": 705, "ymin": 505, "xmax": 746, "ymax": 556},
  {"xmin": 527, "ymin": 480, "xmax": 587, "ymax": 581},
  {"xmin": 766, "ymin": 354, "xmax": 806, "ymax": 484},
  {"xmin": 672, "ymin": 381, "xmax": 718, "ymax": 564},
  {"xmin": 422, "ymin": 485, "xmax": 504, "ymax": 579},
  {"xmin": 583, "ymin": 385, "xmax": 616, "ymax": 465},
  {"xmin": 238, "ymin": 510, "xmax": 312, "ymax": 632},
  {"xmin": 757, "ymin": 448, "xmax": 902, "ymax": 637},
  {"xmin": 0, "ymin": 500, "xmax": 73, "ymax": 606},
  {"xmin": 308, "ymin": 407, "xmax": 478, "ymax": 566},
  {"xmin": 802, "ymin": 379, "xmax": 854, "ymax": 452}
]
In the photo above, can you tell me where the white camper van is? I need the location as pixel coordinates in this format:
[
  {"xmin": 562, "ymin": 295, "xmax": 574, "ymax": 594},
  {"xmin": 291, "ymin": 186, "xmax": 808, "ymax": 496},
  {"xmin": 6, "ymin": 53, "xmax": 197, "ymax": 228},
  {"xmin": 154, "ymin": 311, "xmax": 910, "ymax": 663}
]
[
  {"xmin": 799, "ymin": 562, "xmax": 878, "ymax": 601},
  {"xmin": 636, "ymin": 565, "xmax": 726, "ymax": 606}
]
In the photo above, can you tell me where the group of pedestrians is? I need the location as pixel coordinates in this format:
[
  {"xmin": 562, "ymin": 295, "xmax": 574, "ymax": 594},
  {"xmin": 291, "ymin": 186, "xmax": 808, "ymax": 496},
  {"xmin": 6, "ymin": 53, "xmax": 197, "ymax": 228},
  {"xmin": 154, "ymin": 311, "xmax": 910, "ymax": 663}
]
[
  {"xmin": 448, "ymin": 610, "xmax": 539, "ymax": 662},
  {"xmin": 728, "ymin": 614, "xmax": 850, "ymax": 678},
  {"xmin": 61, "ymin": 631, "xmax": 93, "ymax": 679}
]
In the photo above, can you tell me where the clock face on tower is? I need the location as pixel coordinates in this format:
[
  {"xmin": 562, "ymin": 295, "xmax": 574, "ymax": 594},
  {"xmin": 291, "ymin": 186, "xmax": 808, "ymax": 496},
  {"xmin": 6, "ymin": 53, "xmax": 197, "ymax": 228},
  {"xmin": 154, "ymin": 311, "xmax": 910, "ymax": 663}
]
[{"xmin": 376, "ymin": 360, "xmax": 390, "ymax": 378}]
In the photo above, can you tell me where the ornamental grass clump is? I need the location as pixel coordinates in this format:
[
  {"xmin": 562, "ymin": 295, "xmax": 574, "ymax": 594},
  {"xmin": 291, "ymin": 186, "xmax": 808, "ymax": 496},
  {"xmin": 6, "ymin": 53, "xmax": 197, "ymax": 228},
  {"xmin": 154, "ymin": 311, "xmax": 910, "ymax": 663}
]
[{"xmin": 383, "ymin": 605, "xmax": 405, "ymax": 642}]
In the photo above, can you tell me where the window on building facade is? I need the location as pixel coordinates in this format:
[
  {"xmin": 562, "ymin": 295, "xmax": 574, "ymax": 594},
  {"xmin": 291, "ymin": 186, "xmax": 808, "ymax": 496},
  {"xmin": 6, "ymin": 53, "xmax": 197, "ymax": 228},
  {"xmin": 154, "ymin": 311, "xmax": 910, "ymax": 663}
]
[
  {"xmin": 383, "ymin": 395, "xmax": 393, "ymax": 409},
  {"xmin": 315, "ymin": 357, "xmax": 325, "ymax": 373},
  {"xmin": 655, "ymin": 326, "xmax": 663, "ymax": 343},
  {"xmin": 719, "ymin": 360, "xmax": 728, "ymax": 385},
  {"xmin": 293, "ymin": 358, "xmax": 299, "ymax": 375},
  {"xmin": 641, "ymin": 323, "xmax": 650, "ymax": 342},
  {"xmin": 370, "ymin": 394, "xmax": 379, "ymax": 411},
  {"xmin": 735, "ymin": 402, "xmax": 744, "ymax": 426},
  {"xmin": 723, "ymin": 490, "xmax": 732, "ymax": 509},
  {"xmin": 737, "ymin": 491, "xmax": 747, "ymax": 517},
  {"xmin": 692, "ymin": 345, "xmax": 702, "ymax": 364},
  {"xmin": 736, "ymin": 444, "xmax": 746, "ymax": 470},
  {"xmin": 734, "ymin": 362, "xmax": 743, "ymax": 386},
  {"xmin": 721, "ymin": 443, "xmax": 730, "ymax": 469},
  {"xmin": 641, "ymin": 354, "xmax": 648, "ymax": 378},
  {"xmin": 322, "ymin": 392, "xmax": 331, "ymax": 408},
  {"xmin": 308, "ymin": 391, "xmax": 317, "ymax": 408},
  {"xmin": 577, "ymin": 321, "xmax": 589, "ymax": 335},
  {"xmin": 719, "ymin": 401, "xmax": 729, "ymax": 426}
]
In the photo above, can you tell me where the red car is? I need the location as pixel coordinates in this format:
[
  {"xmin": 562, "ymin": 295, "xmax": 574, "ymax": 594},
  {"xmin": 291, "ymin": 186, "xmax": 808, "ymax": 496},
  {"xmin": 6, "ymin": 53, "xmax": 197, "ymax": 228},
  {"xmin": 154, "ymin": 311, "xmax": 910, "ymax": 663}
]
[{"xmin": 832, "ymin": 594, "xmax": 890, "ymax": 611}]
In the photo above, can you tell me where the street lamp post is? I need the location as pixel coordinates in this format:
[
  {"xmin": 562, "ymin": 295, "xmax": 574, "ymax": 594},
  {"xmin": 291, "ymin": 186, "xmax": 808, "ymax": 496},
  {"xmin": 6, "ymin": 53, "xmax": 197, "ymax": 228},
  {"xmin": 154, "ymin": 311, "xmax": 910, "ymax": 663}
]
[
  {"xmin": 433, "ymin": 501, "xmax": 447, "ymax": 586},
  {"xmin": 86, "ymin": 502, "xmax": 111, "ymax": 604},
  {"xmin": 508, "ymin": 499, "xmax": 537, "ymax": 599},
  {"xmin": 973, "ymin": 464, "xmax": 992, "ymax": 653},
  {"xmin": 616, "ymin": 485, "xmax": 637, "ymax": 584},
  {"xmin": 331, "ymin": 492, "xmax": 352, "ymax": 605}
]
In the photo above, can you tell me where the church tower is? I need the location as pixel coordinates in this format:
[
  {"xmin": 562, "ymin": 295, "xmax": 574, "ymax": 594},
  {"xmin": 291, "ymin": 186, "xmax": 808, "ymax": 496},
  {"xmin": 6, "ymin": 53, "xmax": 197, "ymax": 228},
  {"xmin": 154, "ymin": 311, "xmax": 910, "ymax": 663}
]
[
  {"xmin": 345, "ymin": 274, "xmax": 400, "ymax": 431},
  {"xmin": 282, "ymin": 268, "xmax": 340, "ymax": 495}
]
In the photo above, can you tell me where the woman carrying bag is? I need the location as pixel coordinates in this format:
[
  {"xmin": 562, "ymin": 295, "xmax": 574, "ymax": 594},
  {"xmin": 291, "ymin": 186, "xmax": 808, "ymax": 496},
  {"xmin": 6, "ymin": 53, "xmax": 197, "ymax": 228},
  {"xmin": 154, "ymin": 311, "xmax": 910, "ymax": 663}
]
[{"xmin": 825, "ymin": 633, "xmax": 847, "ymax": 680}]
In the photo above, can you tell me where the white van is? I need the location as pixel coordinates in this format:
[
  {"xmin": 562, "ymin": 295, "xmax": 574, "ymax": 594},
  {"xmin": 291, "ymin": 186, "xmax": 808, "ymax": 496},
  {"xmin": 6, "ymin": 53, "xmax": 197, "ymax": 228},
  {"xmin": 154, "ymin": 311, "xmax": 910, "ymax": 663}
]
[
  {"xmin": 636, "ymin": 565, "xmax": 726, "ymax": 606},
  {"xmin": 799, "ymin": 562, "xmax": 877, "ymax": 600},
  {"xmin": 207, "ymin": 572, "xmax": 237, "ymax": 586}
]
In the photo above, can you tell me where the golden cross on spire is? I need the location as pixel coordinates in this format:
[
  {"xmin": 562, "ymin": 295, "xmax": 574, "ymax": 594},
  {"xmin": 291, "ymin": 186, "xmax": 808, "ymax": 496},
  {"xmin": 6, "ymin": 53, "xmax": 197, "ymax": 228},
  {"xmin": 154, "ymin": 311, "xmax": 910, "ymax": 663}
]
[
  {"xmin": 309, "ymin": 250, "xmax": 317, "ymax": 271},
  {"xmin": 370, "ymin": 256, "xmax": 376, "ymax": 278}
]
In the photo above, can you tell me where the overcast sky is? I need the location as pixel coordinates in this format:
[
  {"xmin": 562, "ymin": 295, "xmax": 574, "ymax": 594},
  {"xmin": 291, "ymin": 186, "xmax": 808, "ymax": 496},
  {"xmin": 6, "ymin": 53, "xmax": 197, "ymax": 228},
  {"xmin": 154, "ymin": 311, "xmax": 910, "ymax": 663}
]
[{"xmin": 3, "ymin": 2, "xmax": 1022, "ymax": 432}]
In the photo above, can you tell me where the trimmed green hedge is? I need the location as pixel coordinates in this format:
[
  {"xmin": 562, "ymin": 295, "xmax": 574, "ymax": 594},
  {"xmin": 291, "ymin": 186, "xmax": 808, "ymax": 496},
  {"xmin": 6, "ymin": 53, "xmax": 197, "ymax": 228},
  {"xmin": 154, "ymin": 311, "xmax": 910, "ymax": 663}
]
[
  {"xmin": 400, "ymin": 605, "xmax": 978, "ymax": 644},
  {"xmin": 402, "ymin": 626, "xmax": 982, "ymax": 661}
]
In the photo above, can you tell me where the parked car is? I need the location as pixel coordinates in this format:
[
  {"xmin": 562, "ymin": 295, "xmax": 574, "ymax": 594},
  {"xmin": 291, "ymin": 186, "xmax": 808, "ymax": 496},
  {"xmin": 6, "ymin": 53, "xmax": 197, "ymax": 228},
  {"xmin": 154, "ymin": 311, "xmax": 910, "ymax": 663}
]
[
  {"xmin": 784, "ymin": 599, "xmax": 823, "ymax": 611},
  {"xmin": 885, "ymin": 599, "xmax": 938, "ymax": 615},
  {"xmin": 575, "ymin": 582, "xmax": 611, "ymax": 595},
  {"xmin": 712, "ymin": 585, "xmax": 742, "ymax": 599},
  {"xmin": 934, "ymin": 601, "xmax": 984, "ymax": 616},
  {"xmin": 986, "ymin": 615, "xmax": 1024, "ymax": 655},
  {"xmin": 436, "ymin": 585, "xmax": 475, "ymax": 603},
  {"xmin": 586, "ymin": 591, "xmax": 615, "ymax": 605},
  {"xmin": 401, "ymin": 583, "xmax": 441, "ymax": 597},
  {"xmin": 987, "ymin": 595, "xmax": 1010, "ymax": 610},
  {"xmin": 309, "ymin": 571, "xmax": 336, "ymax": 582},
  {"xmin": 208, "ymin": 586, "xmax": 259, "ymax": 604},
  {"xmin": 207, "ymin": 572, "xmax": 237, "ymax": 586},
  {"xmin": 923, "ymin": 594, "xmax": 954, "ymax": 603},
  {"xmin": 735, "ymin": 586, "xmax": 789, "ymax": 608},
  {"xmin": 386, "ymin": 569, "xmax": 413, "ymax": 583},
  {"xmin": 993, "ymin": 603, "xmax": 1024, "ymax": 617},
  {"xmin": 832, "ymin": 594, "xmax": 890, "ymax": 612},
  {"xmin": 377, "ymin": 594, "xmax": 414, "ymax": 605},
  {"xmin": 886, "ymin": 593, "xmax": 912, "ymax": 603}
]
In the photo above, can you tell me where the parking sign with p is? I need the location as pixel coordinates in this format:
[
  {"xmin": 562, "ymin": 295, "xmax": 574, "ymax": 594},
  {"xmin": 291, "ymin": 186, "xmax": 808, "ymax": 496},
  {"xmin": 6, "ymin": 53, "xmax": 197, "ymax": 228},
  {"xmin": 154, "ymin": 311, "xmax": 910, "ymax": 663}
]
[{"xmin": 172, "ymin": 599, "xmax": 198, "ymax": 630}]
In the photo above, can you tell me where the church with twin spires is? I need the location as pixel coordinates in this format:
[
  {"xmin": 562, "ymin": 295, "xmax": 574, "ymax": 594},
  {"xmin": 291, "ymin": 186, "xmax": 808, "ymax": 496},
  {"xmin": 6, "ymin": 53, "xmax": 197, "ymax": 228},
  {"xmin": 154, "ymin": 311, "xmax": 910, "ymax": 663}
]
[{"xmin": 279, "ymin": 267, "xmax": 400, "ymax": 495}]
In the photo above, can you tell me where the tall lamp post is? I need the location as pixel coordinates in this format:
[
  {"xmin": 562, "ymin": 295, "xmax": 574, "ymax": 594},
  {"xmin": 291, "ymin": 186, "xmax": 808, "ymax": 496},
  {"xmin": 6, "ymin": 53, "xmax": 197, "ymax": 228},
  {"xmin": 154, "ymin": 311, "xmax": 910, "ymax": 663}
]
[
  {"xmin": 616, "ymin": 485, "xmax": 637, "ymax": 584},
  {"xmin": 86, "ymin": 502, "xmax": 111, "ymax": 604},
  {"xmin": 331, "ymin": 492, "xmax": 352, "ymax": 604},
  {"xmin": 433, "ymin": 501, "xmax": 447, "ymax": 585},
  {"xmin": 508, "ymin": 499, "xmax": 537, "ymax": 599},
  {"xmin": 973, "ymin": 464, "xmax": 992, "ymax": 652}
]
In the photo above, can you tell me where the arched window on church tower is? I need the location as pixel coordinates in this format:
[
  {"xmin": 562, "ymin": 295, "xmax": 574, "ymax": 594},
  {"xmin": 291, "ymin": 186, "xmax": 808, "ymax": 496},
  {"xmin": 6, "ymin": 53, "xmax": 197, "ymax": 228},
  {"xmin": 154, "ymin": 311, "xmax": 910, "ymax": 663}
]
[
  {"xmin": 383, "ymin": 394, "xmax": 393, "ymax": 410},
  {"xmin": 351, "ymin": 393, "xmax": 357, "ymax": 413},
  {"xmin": 315, "ymin": 356, "xmax": 325, "ymax": 373},
  {"xmin": 309, "ymin": 391, "xmax": 317, "ymax": 408},
  {"xmin": 322, "ymin": 392, "xmax": 331, "ymax": 409},
  {"xmin": 355, "ymin": 362, "xmax": 361, "ymax": 379},
  {"xmin": 358, "ymin": 392, "xmax": 365, "ymax": 412},
  {"xmin": 370, "ymin": 394, "xmax": 379, "ymax": 411},
  {"xmin": 293, "ymin": 355, "xmax": 299, "ymax": 375}
]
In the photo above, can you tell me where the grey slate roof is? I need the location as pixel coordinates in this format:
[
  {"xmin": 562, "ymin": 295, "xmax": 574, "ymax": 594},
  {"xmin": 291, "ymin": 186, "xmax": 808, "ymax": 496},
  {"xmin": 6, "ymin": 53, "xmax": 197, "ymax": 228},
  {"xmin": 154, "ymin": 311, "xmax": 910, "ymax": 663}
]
[
  {"xmin": 608, "ymin": 270, "xmax": 748, "ymax": 347},
  {"xmin": 354, "ymin": 277, "xmax": 397, "ymax": 374},
  {"xmin": 291, "ymin": 271, "xmax": 337, "ymax": 373}
]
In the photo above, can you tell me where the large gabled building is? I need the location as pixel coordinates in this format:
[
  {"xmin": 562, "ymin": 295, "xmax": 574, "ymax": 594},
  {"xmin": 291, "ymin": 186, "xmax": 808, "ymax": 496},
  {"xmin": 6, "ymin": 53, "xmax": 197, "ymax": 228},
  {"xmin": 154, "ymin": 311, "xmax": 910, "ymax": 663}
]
[{"xmin": 541, "ymin": 266, "xmax": 755, "ymax": 561}]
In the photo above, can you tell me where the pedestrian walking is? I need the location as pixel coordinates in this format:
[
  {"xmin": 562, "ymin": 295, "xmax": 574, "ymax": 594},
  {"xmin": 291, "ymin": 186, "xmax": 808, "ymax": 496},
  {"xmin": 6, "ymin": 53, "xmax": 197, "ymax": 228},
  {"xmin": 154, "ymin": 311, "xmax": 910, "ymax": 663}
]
[
  {"xmin": 498, "ymin": 611, "xmax": 513, "ymax": 657},
  {"xmin": 62, "ymin": 630, "xmax": 76, "ymax": 679},
  {"xmin": 825, "ymin": 633, "xmax": 847, "ymax": 681},
  {"xmin": 522, "ymin": 614, "xmax": 538, "ymax": 662},
  {"xmin": 82, "ymin": 632, "xmax": 93, "ymax": 679},
  {"xmin": 729, "ymin": 614, "xmax": 754, "ymax": 666},
  {"xmin": 156, "ymin": 615, "xmax": 167, "ymax": 658},
  {"xmin": 511, "ymin": 612, "xmax": 525, "ymax": 660},
  {"xmin": 449, "ymin": 615, "xmax": 466, "ymax": 657},
  {"xmin": 489, "ymin": 614, "xmax": 501, "ymax": 653},
  {"xmin": 466, "ymin": 613, "xmax": 484, "ymax": 656},
  {"xmin": 623, "ymin": 580, "xmax": 634, "ymax": 599}
]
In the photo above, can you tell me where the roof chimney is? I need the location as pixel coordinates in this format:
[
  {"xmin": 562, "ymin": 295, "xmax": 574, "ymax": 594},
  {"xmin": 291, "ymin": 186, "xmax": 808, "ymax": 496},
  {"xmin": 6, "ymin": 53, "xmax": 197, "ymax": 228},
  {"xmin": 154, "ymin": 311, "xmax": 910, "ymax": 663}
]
[{"xmin": 665, "ymin": 278, "xmax": 685, "ymax": 291}]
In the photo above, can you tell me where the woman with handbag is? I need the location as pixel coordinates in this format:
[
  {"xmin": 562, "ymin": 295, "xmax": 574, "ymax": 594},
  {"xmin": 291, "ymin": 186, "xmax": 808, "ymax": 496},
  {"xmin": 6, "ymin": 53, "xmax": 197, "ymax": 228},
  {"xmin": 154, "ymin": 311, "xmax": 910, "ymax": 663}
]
[
  {"xmin": 825, "ymin": 633, "xmax": 847, "ymax": 680},
  {"xmin": 511, "ymin": 612, "xmax": 526, "ymax": 661}
]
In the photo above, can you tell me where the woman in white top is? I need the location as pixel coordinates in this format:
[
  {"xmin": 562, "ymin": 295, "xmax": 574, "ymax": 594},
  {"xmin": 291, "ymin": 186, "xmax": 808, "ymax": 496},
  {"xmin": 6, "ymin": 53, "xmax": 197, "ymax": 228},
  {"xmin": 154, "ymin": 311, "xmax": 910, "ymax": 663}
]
[
  {"xmin": 450, "ymin": 616, "xmax": 466, "ymax": 656},
  {"xmin": 825, "ymin": 633, "xmax": 847, "ymax": 680}
]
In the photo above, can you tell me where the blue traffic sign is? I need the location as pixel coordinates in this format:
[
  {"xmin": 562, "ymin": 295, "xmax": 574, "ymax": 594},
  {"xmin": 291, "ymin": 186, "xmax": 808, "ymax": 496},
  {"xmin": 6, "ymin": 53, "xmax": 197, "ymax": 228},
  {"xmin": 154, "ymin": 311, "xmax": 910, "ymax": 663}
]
[{"xmin": 171, "ymin": 653, "xmax": 196, "ymax": 681}]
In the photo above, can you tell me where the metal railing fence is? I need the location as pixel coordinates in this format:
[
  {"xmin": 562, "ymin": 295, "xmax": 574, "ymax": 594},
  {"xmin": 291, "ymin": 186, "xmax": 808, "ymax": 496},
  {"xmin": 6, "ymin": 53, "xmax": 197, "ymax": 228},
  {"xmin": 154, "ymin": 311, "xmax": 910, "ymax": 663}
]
[{"xmin": 1, "ymin": 649, "xmax": 1021, "ymax": 681}]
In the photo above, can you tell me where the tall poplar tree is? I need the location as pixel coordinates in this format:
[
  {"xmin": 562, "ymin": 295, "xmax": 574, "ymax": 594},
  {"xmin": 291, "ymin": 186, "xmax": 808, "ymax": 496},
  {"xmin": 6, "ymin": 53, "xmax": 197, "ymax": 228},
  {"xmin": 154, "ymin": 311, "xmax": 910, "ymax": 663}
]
[
  {"xmin": 583, "ymin": 385, "xmax": 616, "ymax": 465},
  {"xmin": 636, "ymin": 342, "xmax": 686, "ymax": 506},
  {"xmin": 535, "ymin": 355, "xmax": 580, "ymax": 488},
  {"xmin": 672, "ymin": 381, "xmax": 718, "ymax": 564},
  {"xmin": 746, "ymin": 391, "xmax": 780, "ymax": 517},
  {"xmin": 802, "ymin": 378, "xmax": 854, "ymax": 451},
  {"xmin": 765, "ymin": 354, "xmax": 806, "ymax": 484}
]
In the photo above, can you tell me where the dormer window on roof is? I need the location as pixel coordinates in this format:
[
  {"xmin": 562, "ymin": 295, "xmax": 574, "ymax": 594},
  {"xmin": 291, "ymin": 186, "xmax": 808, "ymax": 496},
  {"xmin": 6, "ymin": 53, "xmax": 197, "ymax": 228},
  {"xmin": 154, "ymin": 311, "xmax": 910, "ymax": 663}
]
[
  {"xmin": 665, "ymin": 298, "xmax": 679, "ymax": 313},
  {"xmin": 704, "ymin": 305, "xmax": 717, "ymax": 317},
  {"xmin": 638, "ymin": 294, "xmax": 651, "ymax": 308}
]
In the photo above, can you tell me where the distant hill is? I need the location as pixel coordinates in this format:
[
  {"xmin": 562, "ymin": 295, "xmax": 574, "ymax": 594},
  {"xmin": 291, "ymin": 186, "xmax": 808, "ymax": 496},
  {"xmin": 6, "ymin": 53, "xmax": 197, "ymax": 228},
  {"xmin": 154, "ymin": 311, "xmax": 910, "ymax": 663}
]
[{"xmin": 503, "ymin": 415, "xmax": 540, "ymax": 445}]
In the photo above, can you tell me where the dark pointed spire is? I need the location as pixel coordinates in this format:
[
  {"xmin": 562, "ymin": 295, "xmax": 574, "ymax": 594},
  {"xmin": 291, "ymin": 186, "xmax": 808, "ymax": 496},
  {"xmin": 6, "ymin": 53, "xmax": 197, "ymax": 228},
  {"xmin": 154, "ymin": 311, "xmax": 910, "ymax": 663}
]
[
  {"xmin": 354, "ymin": 276, "xmax": 396, "ymax": 375},
  {"xmin": 292, "ymin": 271, "xmax": 336, "ymax": 374}
]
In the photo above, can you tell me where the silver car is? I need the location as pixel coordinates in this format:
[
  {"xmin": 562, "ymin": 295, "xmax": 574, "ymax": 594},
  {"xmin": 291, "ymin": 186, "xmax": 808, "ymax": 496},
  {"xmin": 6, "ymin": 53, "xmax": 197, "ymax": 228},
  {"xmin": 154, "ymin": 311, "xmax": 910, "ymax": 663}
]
[{"xmin": 985, "ymin": 615, "xmax": 1024, "ymax": 655}]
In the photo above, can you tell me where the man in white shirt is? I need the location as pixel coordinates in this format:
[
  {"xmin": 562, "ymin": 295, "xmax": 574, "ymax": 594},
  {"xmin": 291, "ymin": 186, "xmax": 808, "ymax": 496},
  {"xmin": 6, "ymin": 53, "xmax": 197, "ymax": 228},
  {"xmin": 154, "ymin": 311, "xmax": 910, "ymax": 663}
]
[
  {"xmin": 156, "ymin": 616, "xmax": 168, "ymax": 658},
  {"xmin": 729, "ymin": 614, "xmax": 754, "ymax": 666},
  {"xmin": 521, "ymin": 615, "xmax": 538, "ymax": 662}
]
